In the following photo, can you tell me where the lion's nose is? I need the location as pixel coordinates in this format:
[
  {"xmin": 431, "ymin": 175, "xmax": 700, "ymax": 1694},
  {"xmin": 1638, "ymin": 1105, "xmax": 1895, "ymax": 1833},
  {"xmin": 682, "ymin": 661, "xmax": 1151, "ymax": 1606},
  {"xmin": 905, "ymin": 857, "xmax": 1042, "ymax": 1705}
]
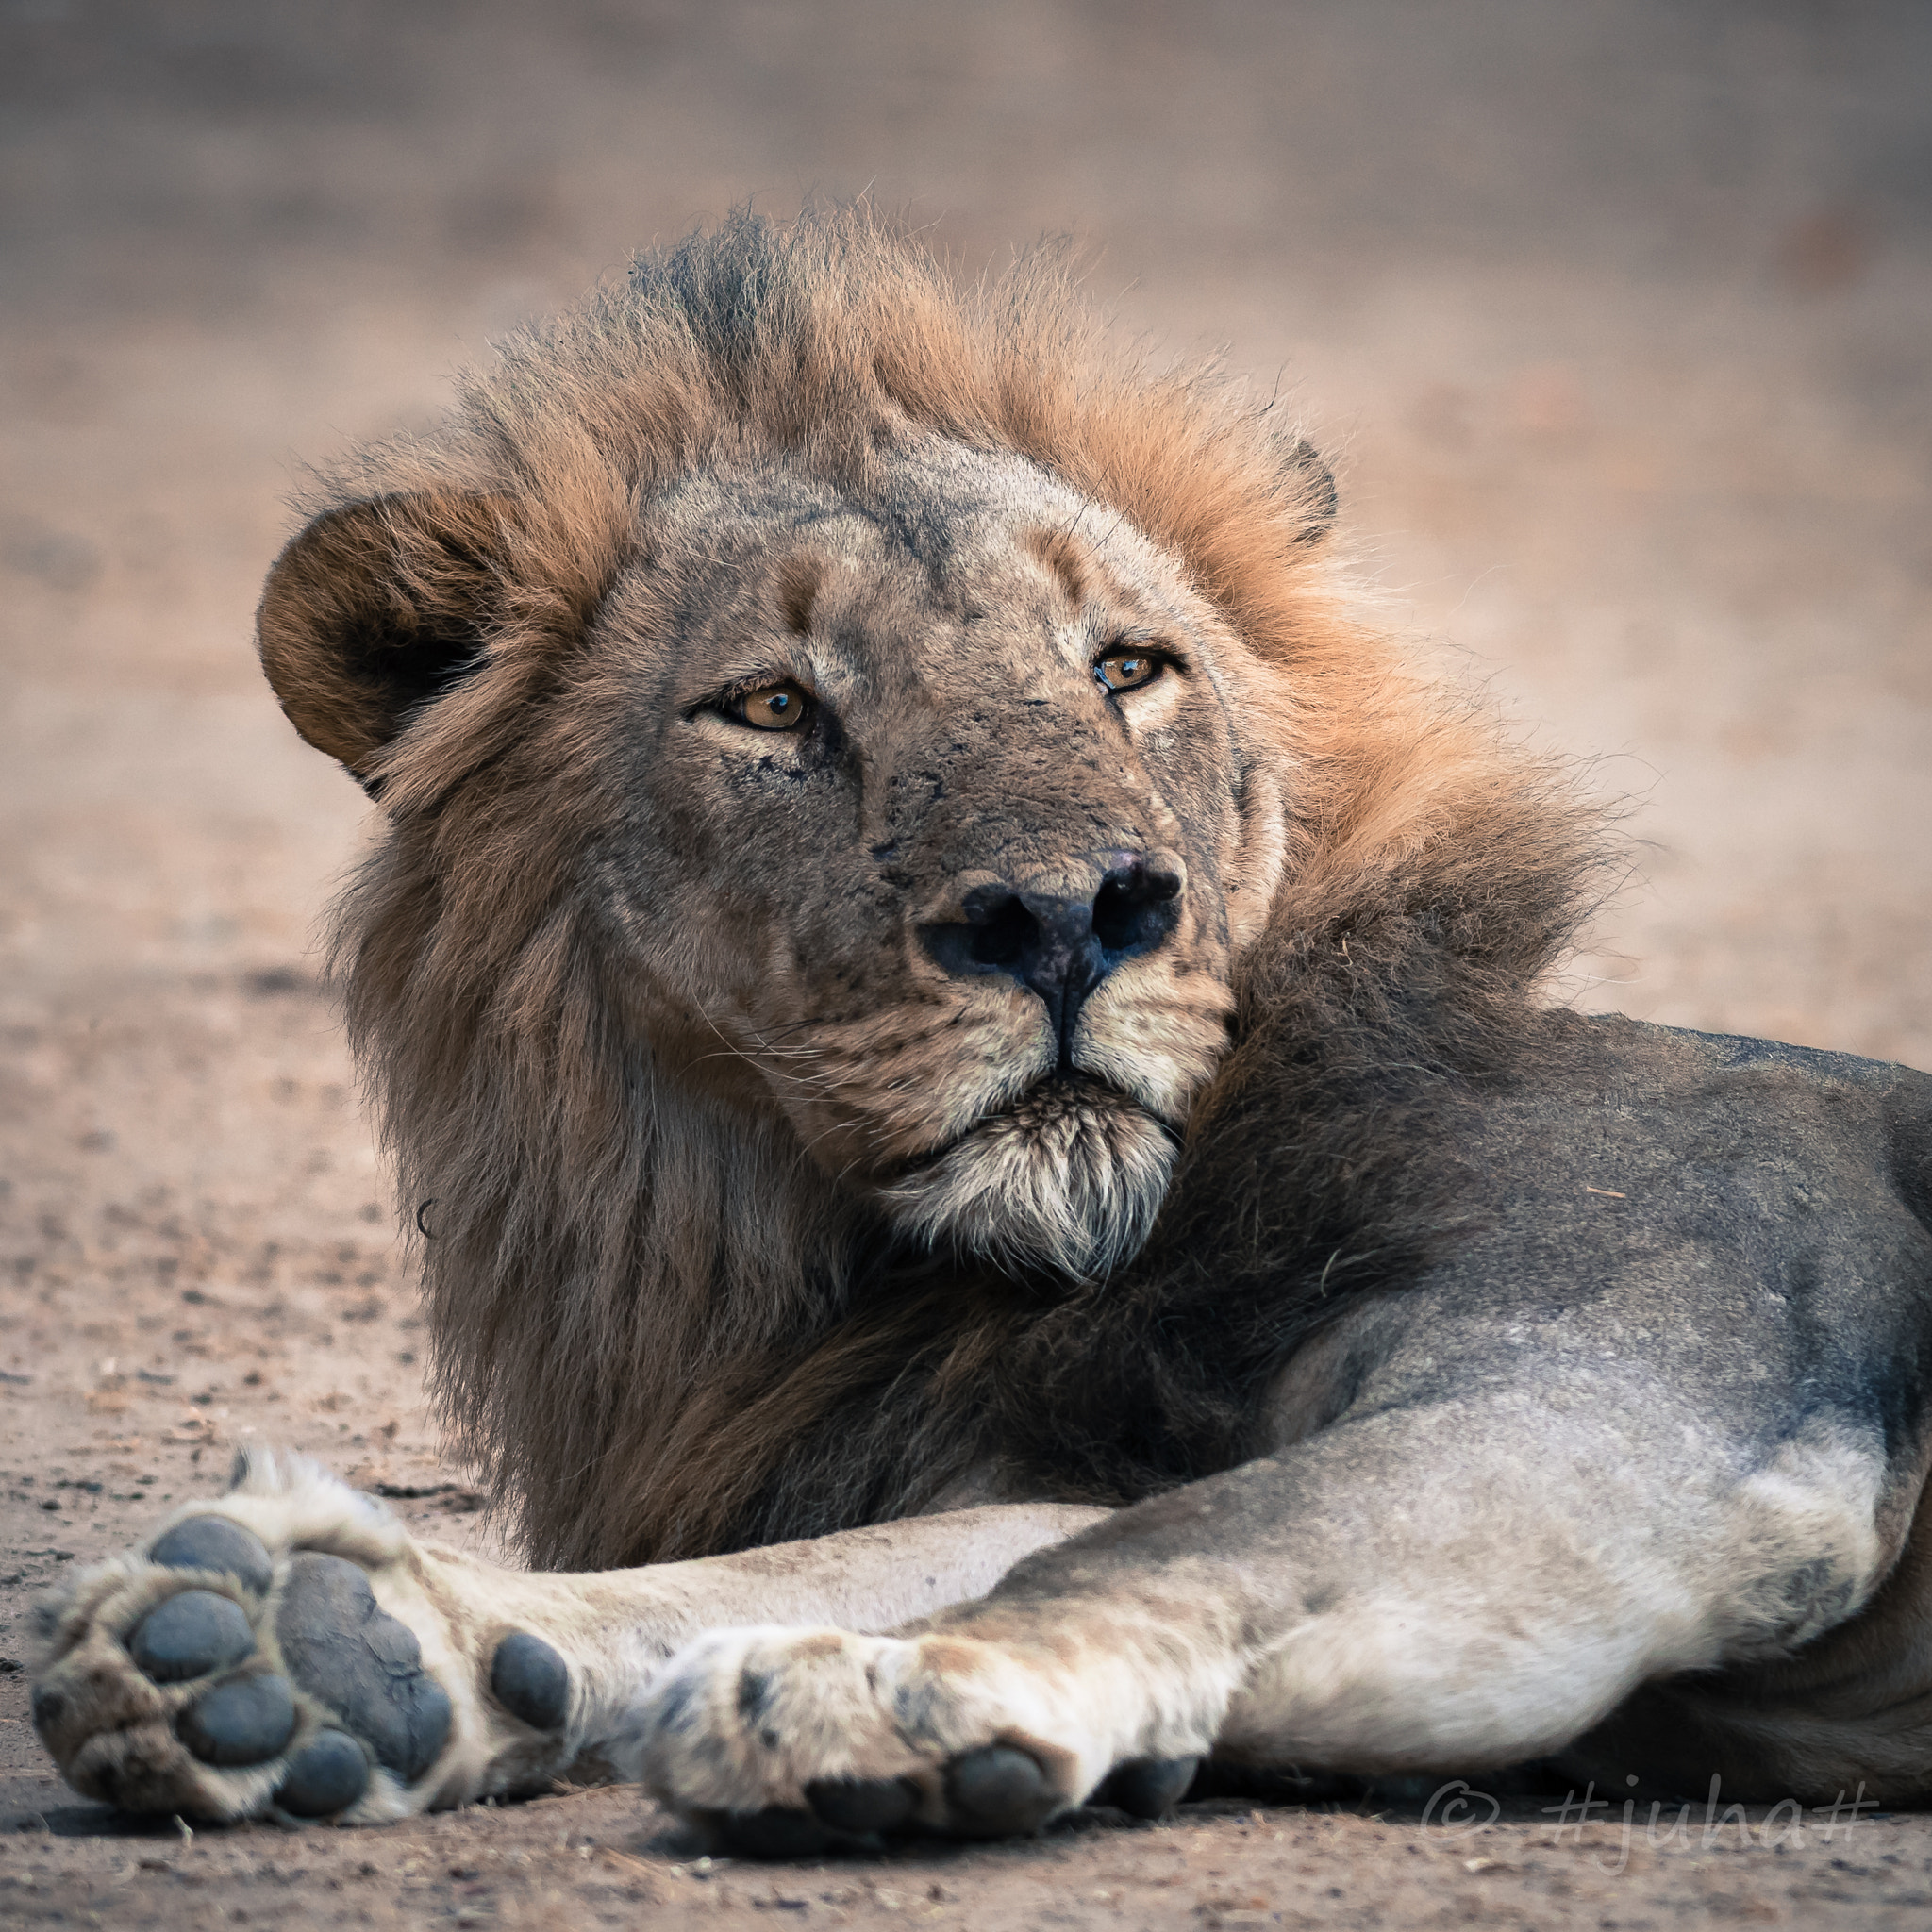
[{"xmin": 920, "ymin": 853, "xmax": 1184, "ymax": 1058}]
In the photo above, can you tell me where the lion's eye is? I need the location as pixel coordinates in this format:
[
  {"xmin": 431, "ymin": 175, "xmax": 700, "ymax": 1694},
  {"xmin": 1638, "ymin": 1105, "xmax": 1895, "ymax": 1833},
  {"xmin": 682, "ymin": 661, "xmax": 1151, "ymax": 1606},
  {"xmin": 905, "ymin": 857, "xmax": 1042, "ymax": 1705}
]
[
  {"xmin": 726, "ymin": 681, "xmax": 814, "ymax": 731},
  {"xmin": 1094, "ymin": 649, "xmax": 1166, "ymax": 694}
]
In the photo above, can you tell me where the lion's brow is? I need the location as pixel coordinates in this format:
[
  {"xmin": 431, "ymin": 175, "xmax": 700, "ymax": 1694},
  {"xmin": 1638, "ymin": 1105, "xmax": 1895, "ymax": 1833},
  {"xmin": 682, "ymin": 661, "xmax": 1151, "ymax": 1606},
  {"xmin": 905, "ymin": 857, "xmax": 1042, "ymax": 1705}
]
[{"xmin": 1022, "ymin": 525, "xmax": 1091, "ymax": 609}]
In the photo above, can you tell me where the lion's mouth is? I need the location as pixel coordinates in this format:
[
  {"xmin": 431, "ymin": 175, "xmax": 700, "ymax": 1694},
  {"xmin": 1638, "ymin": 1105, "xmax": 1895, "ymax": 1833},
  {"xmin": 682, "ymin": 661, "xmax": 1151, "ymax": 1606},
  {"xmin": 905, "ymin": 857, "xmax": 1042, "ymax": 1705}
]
[{"xmin": 876, "ymin": 1071, "xmax": 1174, "ymax": 1184}]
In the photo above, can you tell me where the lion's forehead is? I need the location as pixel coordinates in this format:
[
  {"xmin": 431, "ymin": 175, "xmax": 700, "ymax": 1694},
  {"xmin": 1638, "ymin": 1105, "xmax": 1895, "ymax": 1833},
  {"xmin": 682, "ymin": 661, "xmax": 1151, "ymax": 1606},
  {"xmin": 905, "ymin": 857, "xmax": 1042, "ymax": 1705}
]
[{"xmin": 634, "ymin": 439, "xmax": 1208, "ymax": 672}]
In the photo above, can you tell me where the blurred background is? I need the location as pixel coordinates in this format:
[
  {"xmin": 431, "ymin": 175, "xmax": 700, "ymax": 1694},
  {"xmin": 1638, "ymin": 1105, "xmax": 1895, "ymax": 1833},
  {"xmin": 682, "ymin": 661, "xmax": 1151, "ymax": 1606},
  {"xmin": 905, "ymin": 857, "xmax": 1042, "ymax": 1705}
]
[
  {"xmin": 1, "ymin": 0, "xmax": 1929, "ymax": 1650},
  {"xmin": 6, "ymin": 0, "xmax": 1929, "ymax": 1058}
]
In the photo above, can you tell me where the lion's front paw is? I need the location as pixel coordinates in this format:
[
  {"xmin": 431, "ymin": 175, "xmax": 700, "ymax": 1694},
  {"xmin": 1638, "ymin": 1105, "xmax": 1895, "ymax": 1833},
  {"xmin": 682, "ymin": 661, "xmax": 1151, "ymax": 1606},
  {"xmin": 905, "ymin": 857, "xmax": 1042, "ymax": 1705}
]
[
  {"xmin": 30, "ymin": 1449, "xmax": 575, "ymax": 1824},
  {"xmin": 627, "ymin": 1625, "xmax": 1202, "ymax": 1857}
]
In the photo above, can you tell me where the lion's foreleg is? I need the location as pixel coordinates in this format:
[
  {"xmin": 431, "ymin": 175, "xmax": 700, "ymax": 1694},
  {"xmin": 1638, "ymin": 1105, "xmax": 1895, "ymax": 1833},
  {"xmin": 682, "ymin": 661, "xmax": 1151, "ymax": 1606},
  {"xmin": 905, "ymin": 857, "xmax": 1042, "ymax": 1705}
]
[
  {"xmin": 443, "ymin": 1500, "xmax": 1113, "ymax": 1778},
  {"xmin": 629, "ymin": 1391, "xmax": 1891, "ymax": 1845},
  {"xmin": 29, "ymin": 1449, "xmax": 1105, "ymax": 1824},
  {"xmin": 983, "ymin": 1400, "xmax": 1890, "ymax": 1779}
]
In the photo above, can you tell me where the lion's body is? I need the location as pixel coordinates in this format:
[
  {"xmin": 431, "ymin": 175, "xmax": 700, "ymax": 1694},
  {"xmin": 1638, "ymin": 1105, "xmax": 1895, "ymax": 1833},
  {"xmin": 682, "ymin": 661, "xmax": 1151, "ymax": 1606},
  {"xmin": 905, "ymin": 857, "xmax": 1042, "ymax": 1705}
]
[{"xmin": 30, "ymin": 208, "xmax": 1932, "ymax": 1836}]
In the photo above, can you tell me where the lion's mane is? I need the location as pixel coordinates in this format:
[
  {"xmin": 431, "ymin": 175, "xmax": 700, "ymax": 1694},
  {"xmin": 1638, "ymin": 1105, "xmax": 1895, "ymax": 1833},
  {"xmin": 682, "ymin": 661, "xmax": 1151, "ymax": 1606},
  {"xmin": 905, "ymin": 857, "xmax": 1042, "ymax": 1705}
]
[{"xmin": 299, "ymin": 208, "xmax": 1610, "ymax": 1569}]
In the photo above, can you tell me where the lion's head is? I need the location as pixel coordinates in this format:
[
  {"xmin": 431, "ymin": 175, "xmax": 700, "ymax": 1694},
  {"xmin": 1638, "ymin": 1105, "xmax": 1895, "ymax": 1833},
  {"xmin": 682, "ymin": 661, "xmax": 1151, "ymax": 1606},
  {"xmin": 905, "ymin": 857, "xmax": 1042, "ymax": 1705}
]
[{"xmin": 254, "ymin": 208, "xmax": 1546, "ymax": 1565}]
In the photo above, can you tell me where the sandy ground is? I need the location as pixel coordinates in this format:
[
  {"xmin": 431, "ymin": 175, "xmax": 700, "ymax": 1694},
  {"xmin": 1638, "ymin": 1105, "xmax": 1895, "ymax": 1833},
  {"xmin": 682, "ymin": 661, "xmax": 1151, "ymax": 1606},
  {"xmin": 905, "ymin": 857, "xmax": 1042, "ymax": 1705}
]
[{"xmin": 3, "ymin": 2, "xmax": 1929, "ymax": 1925}]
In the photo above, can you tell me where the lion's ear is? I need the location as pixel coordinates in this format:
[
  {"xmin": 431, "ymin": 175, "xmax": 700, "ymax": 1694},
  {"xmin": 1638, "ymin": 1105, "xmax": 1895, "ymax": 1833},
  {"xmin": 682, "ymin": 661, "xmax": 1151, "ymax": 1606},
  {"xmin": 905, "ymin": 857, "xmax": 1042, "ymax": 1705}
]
[
  {"xmin": 256, "ymin": 491, "xmax": 517, "ymax": 786},
  {"xmin": 1287, "ymin": 439, "xmax": 1338, "ymax": 546}
]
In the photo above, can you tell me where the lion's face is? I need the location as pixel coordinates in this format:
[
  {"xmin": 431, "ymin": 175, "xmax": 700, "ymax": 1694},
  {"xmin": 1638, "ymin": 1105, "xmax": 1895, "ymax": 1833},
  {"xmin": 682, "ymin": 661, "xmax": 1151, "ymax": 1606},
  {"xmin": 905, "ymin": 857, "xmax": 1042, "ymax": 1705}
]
[
  {"xmin": 263, "ymin": 433, "xmax": 1289, "ymax": 1282},
  {"xmin": 565, "ymin": 439, "xmax": 1284, "ymax": 1276}
]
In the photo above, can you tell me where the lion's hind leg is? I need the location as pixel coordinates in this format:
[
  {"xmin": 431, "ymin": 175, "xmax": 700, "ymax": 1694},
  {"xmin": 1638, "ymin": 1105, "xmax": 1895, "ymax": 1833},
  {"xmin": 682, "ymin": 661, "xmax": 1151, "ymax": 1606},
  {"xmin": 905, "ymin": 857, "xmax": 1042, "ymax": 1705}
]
[{"xmin": 30, "ymin": 1448, "xmax": 581, "ymax": 1824}]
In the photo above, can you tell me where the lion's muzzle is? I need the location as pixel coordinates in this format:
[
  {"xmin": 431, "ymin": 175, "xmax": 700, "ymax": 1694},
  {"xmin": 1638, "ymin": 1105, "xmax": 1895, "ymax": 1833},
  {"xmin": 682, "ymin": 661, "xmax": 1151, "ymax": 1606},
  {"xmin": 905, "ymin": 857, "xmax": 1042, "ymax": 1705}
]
[{"xmin": 918, "ymin": 850, "xmax": 1186, "ymax": 1066}]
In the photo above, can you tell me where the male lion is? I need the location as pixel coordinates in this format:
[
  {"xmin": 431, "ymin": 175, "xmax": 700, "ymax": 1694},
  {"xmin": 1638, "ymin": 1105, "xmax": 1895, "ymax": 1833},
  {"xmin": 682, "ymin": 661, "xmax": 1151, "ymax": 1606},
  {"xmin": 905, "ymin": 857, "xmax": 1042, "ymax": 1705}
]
[{"xmin": 31, "ymin": 208, "xmax": 1932, "ymax": 1846}]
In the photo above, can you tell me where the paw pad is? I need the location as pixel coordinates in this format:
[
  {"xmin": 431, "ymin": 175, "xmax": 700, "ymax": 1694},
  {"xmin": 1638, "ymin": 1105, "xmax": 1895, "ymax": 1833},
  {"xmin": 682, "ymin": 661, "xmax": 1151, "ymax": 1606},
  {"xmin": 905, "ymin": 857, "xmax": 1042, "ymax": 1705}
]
[
  {"xmin": 490, "ymin": 1631, "xmax": 569, "ymax": 1731},
  {"xmin": 722, "ymin": 1807, "xmax": 837, "ymax": 1858},
  {"xmin": 276, "ymin": 1553, "xmax": 452, "ymax": 1781},
  {"xmin": 151, "ymin": 1516, "xmax": 275, "ymax": 1594},
  {"xmin": 128, "ymin": 1590, "xmax": 255, "ymax": 1683},
  {"xmin": 276, "ymin": 1728, "xmax": 370, "ymax": 1817},
  {"xmin": 1093, "ymin": 1754, "xmax": 1200, "ymax": 1819},
  {"xmin": 805, "ymin": 1774, "xmax": 920, "ymax": 1835},
  {"xmin": 943, "ymin": 1744, "xmax": 1056, "ymax": 1837},
  {"xmin": 179, "ymin": 1673, "xmax": 297, "ymax": 1767}
]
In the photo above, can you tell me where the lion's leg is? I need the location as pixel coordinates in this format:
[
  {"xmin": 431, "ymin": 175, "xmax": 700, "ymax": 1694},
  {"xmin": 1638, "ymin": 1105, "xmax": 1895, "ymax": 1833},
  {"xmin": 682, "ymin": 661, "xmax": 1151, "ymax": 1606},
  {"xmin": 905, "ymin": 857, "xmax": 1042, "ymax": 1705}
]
[
  {"xmin": 28, "ymin": 1448, "xmax": 1104, "ymax": 1825},
  {"xmin": 631, "ymin": 1393, "xmax": 1894, "ymax": 1850}
]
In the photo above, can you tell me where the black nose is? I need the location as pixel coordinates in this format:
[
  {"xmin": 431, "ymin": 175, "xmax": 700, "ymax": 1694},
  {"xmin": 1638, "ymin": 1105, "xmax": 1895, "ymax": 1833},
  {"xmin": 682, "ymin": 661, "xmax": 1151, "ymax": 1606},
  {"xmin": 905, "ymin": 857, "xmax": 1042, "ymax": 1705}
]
[{"xmin": 921, "ymin": 855, "xmax": 1183, "ymax": 1061}]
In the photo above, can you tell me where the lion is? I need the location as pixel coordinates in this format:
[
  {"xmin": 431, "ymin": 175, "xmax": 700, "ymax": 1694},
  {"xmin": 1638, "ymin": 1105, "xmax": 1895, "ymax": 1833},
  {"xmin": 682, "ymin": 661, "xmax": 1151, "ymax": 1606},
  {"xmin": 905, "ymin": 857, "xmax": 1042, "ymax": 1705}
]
[{"xmin": 29, "ymin": 207, "xmax": 1932, "ymax": 1847}]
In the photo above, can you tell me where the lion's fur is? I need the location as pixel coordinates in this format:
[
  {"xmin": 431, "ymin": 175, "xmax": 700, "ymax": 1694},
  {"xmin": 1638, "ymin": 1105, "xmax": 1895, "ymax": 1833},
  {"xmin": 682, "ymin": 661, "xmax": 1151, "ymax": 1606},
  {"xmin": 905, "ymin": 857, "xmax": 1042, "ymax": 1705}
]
[
  {"xmin": 261, "ymin": 207, "xmax": 1612, "ymax": 1570},
  {"xmin": 637, "ymin": 782, "xmax": 1609, "ymax": 1561}
]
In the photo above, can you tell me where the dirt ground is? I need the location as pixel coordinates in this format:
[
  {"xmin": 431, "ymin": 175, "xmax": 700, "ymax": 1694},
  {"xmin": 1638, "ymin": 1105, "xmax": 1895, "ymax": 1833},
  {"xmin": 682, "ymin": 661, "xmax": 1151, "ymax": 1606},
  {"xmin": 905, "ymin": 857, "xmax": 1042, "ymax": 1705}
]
[{"xmin": 3, "ymin": 3, "xmax": 1929, "ymax": 1926}]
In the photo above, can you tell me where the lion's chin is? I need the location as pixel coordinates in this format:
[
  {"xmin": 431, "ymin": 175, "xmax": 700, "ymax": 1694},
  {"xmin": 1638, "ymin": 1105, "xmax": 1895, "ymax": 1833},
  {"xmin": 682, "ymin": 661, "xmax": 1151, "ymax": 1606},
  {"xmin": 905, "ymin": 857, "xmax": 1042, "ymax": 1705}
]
[{"xmin": 876, "ymin": 1077, "xmax": 1176, "ymax": 1282}]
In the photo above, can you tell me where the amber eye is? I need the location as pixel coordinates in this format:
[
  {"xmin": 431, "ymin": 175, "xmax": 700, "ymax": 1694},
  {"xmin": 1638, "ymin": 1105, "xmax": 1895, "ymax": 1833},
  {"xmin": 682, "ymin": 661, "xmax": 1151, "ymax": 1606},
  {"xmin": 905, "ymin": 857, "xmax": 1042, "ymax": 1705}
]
[
  {"xmin": 727, "ymin": 681, "xmax": 814, "ymax": 730},
  {"xmin": 1094, "ymin": 648, "xmax": 1166, "ymax": 694}
]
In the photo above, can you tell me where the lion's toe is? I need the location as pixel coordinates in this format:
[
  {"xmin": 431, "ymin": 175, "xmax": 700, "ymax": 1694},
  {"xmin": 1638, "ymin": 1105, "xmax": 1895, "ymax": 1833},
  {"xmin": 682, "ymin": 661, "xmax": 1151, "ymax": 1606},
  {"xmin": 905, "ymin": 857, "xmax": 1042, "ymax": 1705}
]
[
  {"xmin": 276, "ymin": 1727, "xmax": 373, "ymax": 1816},
  {"xmin": 126, "ymin": 1588, "xmax": 255, "ymax": 1682},
  {"xmin": 1091, "ymin": 1753, "xmax": 1202, "ymax": 1819},
  {"xmin": 804, "ymin": 1773, "xmax": 921, "ymax": 1835},
  {"xmin": 942, "ymin": 1742, "xmax": 1058, "ymax": 1837},
  {"xmin": 149, "ymin": 1515, "xmax": 275, "ymax": 1593},
  {"xmin": 177, "ymin": 1672, "xmax": 298, "ymax": 1767},
  {"xmin": 719, "ymin": 1806, "xmax": 839, "ymax": 1858},
  {"xmin": 490, "ymin": 1630, "xmax": 571, "ymax": 1731}
]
